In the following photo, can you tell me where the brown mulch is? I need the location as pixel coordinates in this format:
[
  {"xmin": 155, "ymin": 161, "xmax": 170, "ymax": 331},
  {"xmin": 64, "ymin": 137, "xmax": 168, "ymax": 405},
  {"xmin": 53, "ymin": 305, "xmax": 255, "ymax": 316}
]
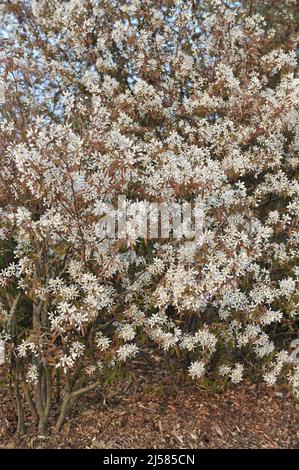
[{"xmin": 0, "ymin": 357, "xmax": 298, "ymax": 449}]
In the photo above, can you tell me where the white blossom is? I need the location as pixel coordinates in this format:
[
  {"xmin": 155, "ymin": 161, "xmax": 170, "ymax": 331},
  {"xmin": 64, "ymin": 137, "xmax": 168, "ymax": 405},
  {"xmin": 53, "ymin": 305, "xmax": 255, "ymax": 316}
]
[
  {"xmin": 188, "ymin": 361, "xmax": 206, "ymax": 379},
  {"xmin": 116, "ymin": 344, "xmax": 139, "ymax": 362}
]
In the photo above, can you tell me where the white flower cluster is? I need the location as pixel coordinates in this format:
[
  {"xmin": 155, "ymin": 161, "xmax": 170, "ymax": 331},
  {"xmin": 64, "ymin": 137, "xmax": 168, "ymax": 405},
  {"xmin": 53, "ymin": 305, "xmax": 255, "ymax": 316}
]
[
  {"xmin": 56, "ymin": 342, "xmax": 85, "ymax": 373},
  {"xmin": 0, "ymin": 0, "xmax": 298, "ymax": 405},
  {"xmin": 17, "ymin": 340, "xmax": 38, "ymax": 358},
  {"xmin": 95, "ymin": 332, "xmax": 111, "ymax": 351},
  {"xmin": 116, "ymin": 344, "xmax": 139, "ymax": 362},
  {"xmin": 188, "ymin": 361, "xmax": 206, "ymax": 379},
  {"xmin": 26, "ymin": 364, "xmax": 39, "ymax": 385},
  {"xmin": 263, "ymin": 351, "xmax": 292, "ymax": 386},
  {"xmin": 219, "ymin": 363, "xmax": 244, "ymax": 384}
]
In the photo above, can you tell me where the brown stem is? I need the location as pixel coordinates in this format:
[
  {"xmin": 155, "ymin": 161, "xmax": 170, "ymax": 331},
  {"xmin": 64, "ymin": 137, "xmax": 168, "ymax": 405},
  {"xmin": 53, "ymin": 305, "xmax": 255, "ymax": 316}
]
[
  {"xmin": 70, "ymin": 380, "xmax": 101, "ymax": 398},
  {"xmin": 55, "ymin": 376, "xmax": 72, "ymax": 431},
  {"xmin": 38, "ymin": 366, "xmax": 52, "ymax": 432},
  {"xmin": 34, "ymin": 373, "xmax": 44, "ymax": 419},
  {"xmin": 41, "ymin": 369, "xmax": 47, "ymax": 410},
  {"xmin": 55, "ymin": 391, "xmax": 72, "ymax": 432},
  {"xmin": 20, "ymin": 369, "xmax": 38, "ymax": 423},
  {"xmin": 13, "ymin": 366, "xmax": 26, "ymax": 438},
  {"xmin": 55, "ymin": 369, "xmax": 61, "ymax": 404},
  {"xmin": 54, "ymin": 379, "xmax": 102, "ymax": 431}
]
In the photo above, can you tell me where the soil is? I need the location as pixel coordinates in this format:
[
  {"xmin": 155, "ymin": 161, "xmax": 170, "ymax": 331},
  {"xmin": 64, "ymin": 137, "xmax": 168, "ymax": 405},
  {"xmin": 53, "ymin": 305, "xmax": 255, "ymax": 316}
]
[{"xmin": 1, "ymin": 354, "xmax": 298, "ymax": 449}]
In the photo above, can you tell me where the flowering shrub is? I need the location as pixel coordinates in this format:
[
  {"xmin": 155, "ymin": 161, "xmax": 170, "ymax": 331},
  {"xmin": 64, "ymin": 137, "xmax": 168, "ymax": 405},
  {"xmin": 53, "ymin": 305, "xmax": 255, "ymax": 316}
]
[{"xmin": 0, "ymin": 0, "xmax": 298, "ymax": 435}]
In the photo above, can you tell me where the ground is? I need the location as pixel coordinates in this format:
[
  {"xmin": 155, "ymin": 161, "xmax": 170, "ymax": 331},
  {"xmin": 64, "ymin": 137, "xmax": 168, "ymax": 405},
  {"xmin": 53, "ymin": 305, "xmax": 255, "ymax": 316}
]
[{"xmin": 1, "ymin": 355, "xmax": 298, "ymax": 449}]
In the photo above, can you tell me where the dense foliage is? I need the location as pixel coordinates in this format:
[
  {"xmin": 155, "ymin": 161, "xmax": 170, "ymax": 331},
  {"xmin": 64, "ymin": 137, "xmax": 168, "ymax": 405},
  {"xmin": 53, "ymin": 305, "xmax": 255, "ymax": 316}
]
[{"xmin": 0, "ymin": 0, "xmax": 298, "ymax": 435}]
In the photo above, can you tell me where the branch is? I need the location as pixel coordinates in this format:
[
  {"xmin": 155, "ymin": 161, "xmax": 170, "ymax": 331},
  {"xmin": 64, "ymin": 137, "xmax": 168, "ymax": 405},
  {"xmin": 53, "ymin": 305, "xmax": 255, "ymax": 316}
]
[
  {"xmin": 70, "ymin": 380, "xmax": 101, "ymax": 399},
  {"xmin": 7, "ymin": 292, "xmax": 21, "ymax": 336}
]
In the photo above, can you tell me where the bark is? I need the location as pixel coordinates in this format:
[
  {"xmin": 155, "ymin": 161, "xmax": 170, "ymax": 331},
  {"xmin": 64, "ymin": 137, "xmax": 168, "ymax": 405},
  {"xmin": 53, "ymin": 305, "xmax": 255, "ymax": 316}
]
[
  {"xmin": 20, "ymin": 369, "xmax": 39, "ymax": 424},
  {"xmin": 38, "ymin": 366, "xmax": 52, "ymax": 432},
  {"xmin": 55, "ymin": 376, "xmax": 102, "ymax": 431},
  {"xmin": 55, "ymin": 376, "xmax": 72, "ymax": 432},
  {"xmin": 55, "ymin": 391, "xmax": 72, "ymax": 432},
  {"xmin": 13, "ymin": 365, "xmax": 26, "ymax": 437}
]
